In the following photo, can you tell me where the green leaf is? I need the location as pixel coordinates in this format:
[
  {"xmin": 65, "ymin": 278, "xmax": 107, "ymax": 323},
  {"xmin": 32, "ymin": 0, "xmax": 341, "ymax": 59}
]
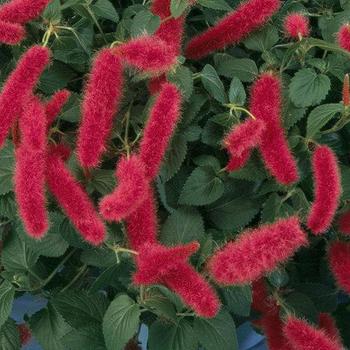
[
  {"xmin": 197, "ymin": 0, "xmax": 231, "ymax": 11},
  {"xmin": 306, "ymin": 103, "xmax": 343, "ymax": 138},
  {"xmin": 149, "ymin": 319, "xmax": 197, "ymax": 350},
  {"xmin": 284, "ymin": 292, "xmax": 318, "ymax": 324},
  {"xmin": 169, "ymin": 66, "xmax": 194, "ymax": 101},
  {"xmin": 267, "ymin": 268, "xmax": 289, "ymax": 288},
  {"xmin": 0, "ymin": 281, "xmax": 15, "ymax": 329},
  {"xmin": 179, "ymin": 167, "xmax": 224, "ymax": 206},
  {"xmin": 289, "ymin": 68, "xmax": 331, "ymax": 107},
  {"xmin": 29, "ymin": 304, "xmax": 72, "ymax": 350},
  {"xmin": 130, "ymin": 10, "xmax": 160, "ymax": 37},
  {"xmin": 63, "ymin": 325, "xmax": 106, "ymax": 350},
  {"xmin": 161, "ymin": 207, "xmax": 205, "ymax": 244},
  {"xmin": 193, "ymin": 310, "xmax": 238, "ymax": 350},
  {"xmin": 92, "ymin": 0, "xmax": 119, "ymax": 23},
  {"xmin": 170, "ymin": 0, "xmax": 189, "ymax": 18},
  {"xmin": 229, "ymin": 78, "xmax": 246, "ymax": 105},
  {"xmin": 88, "ymin": 169, "xmax": 116, "ymax": 195},
  {"xmin": 43, "ymin": 0, "xmax": 61, "ymax": 22},
  {"xmin": 201, "ymin": 64, "xmax": 227, "ymax": 103},
  {"xmin": 0, "ymin": 319, "xmax": 20, "ymax": 350},
  {"xmin": 102, "ymin": 294, "xmax": 141, "ymax": 350},
  {"xmin": 244, "ymin": 25, "xmax": 279, "ymax": 52},
  {"xmin": 0, "ymin": 142, "xmax": 14, "ymax": 195},
  {"xmin": 221, "ymin": 286, "xmax": 252, "ymax": 317},
  {"xmin": 0, "ymin": 193, "xmax": 16, "ymax": 219}
]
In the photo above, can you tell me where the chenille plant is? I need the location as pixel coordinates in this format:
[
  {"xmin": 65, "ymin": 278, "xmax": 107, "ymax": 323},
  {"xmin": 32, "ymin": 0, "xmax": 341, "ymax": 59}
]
[{"xmin": 1, "ymin": 1, "xmax": 350, "ymax": 350}]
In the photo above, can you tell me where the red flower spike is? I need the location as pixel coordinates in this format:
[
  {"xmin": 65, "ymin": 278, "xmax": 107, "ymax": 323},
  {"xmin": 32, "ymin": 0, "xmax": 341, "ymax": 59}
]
[
  {"xmin": 148, "ymin": 74, "xmax": 167, "ymax": 95},
  {"xmin": 338, "ymin": 210, "xmax": 350, "ymax": 236},
  {"xmin": 18, "ymin": 324, "xmax": 32, "ymax": 346},
  {"xmin": 77, "ymin": 49, "xmax": 123, "ymax": 168},
  {"xmin": 226, "ymin": 149, "xmax": 252, "ymax": 171},
  {"xmin": 134, "ymin": 243, "xmax": 220, "ymax": 318},
  {"xmin": 329, "ymin": 241, "xmax": 350, "ymax": 295},
  {"xmin": 99, "ymin": 155, "xmax": 148, "ymax": 222},
  {"xmin": 224, "ymin": 118, "xmax": 264, "ymax": 171},
  {"xmin": 151, "ymin": 0, "xmax": 171, "ymax": 19},
  {"xmin": 307, "ymin": 146, "xmax": 341, "ymax": 235},
  {"xmin": 45, "ymin": 89, "xmax": 71, "ymax": 127},
  {"xmin": 284, "ymin": 13, "xmax": 310, "ymax": 39},
  {"xmin": 208, "ymin": 216, "xmax": 308, "ymax": 285},
  {"xmin": 342, "ymin": 74, "xmax": 350, "ymax": 107},
  {"xmin": 185, "ymin": 0, "xmax": 281, "ymax": 60},
  {"xmin": 252, "ymin": 279, "xmax": 274, "ymax": 314},
  {"xmin": 283, "ymin": 316, "xmax": 342, "ymax": 350},
  {"xmin": 319, "ymin": 313, "xmax": 343, "ymax": 347},
  {"xmin": 0, "ymin": 0, "xmax": 50, "ymax": 24},
  {"xmin": 250, "ymin": 73, "xmax": 299, "ymax": 185},
  {"xmin": 0, "ymin": 20, "xmax": 25, "ymax": 44},
  {"xmin": 140, "ymin": 82, "xmax": 182, "ymax": 179},
  {"xmin": 338, "ymin": 24, "xmax": 350, "ymax": 52},
  {"xmin": 125, "ymin": 187, "xmax": 158, "ymax": 251},
  {"xmin": 46, "ymin": 145, "xmax": 106, "ymax": 246},
  {"xmin": 118, "ymin": 36, "xmax": 177, "ymax": 74},
  {"xmin": 14, "ymin": 96, "xmax": 48, "ymax": 238},
  {"xmin": 0, "ymin": 45, "xmax": 50, "ymax": 149}
]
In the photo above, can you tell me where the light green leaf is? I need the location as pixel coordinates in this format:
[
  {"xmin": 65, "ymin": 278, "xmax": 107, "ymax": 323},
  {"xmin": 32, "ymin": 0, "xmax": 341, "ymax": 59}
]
[
  {"xmin": 130, "ymin": 10, "xmax": 160, "ymax": 37},
  {"xmin": 229, "ymin": 78, "xmax": 246, "ymax": 105},
  {"xmin": 92, "ymin": 0, "xmax": 119, "ymax": 23},
  {"xmin": 0, "ymin": 281, "xmax": 15, "ymax": 329},
  {"xmin": 169, "ymin": 66, "xmax": 194, "ymax": 101},
  {"xmin": 170, "ymin": 0, "xmax": 189, "ymax": 18},
  {"xmin": 197, "ymin": 0, "xmax": 231, "ymax": 11},
  {"xmin": 201, "ymin": 64, "xmax": 227, "ymax": 103},
  {"xmin": 0, "ymin": 319, "xmax": 20, "ymax": 350},
  {"xmin": 244, "ymin": 25, "xmax": 279, "ymax": 52}
]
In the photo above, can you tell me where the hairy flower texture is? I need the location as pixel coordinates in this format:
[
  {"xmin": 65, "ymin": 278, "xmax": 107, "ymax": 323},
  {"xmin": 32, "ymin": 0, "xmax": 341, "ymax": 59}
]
[
  {"xmin": 343, "ymin": 74, "xmax": 350, "ymax": 107},
  {"xmin": 208, "ymin": 217, "xmax": 307, "ymax": 285},
  {"xmin": 252, "ymin": 279, "xmax": 273, "ymax": 313},
  {"xmin": 185, "ymin": 0, "xmax": 281, "ymax": 59},
  {"xmin": 284, "ymin": 13, "xmax": 310, "ymax": 39},
  {"xmin": 45, "ymin": 89, "xmax": 71, "ymax": 127},
  {"xmin": 319, "ymin": 314, "xmax": 343, "ymax": 347},
  {"xmin": 14, "ymin": 97, "xmax": 48, "ymax": 238},
  {"xmin": 283, "ymin": 317, "xmax": 342, "ymax": 350},
  {"xmin": 307, "ymin": 146, "xmax": 341, "ymax": 235},
  {"xmin": 125, "ymin": 187, "xmax": 158, "ymax": 250},
  {"xmin": 18, "ymin": 324, "xmax": 31, "ymax": 346},
  {"xmin": 46, "ymin": 145, "xmax": 106, "ymax": 245},
  {"xmin": 338, "ymin": 210, "xmax": 350, "ymax": 236},
  {"xmin": 140, "ymin": 82, "xmax": 181, "ymax": 179},
  {"xmin": 0, "ymin": 20, "xmax": 25, "ymax": 44},
  {"xmin": 0, "ymin": 0, "xmax": 50, "ymax": 24},
  {"xmin": 148, "ymin": 74, "xmax": 167, "ymax": 95},
  {"xmin": 224, "ymin": 119, "xmax": 264, "ymax": 171},
  {"xmin": 77, "ymin": 49, "xmax": 123, "ymax": 168},
  {"xmin": 100, "ymin": 155, "xmax": 148, "ymax": 221},
  {"xmin": 134, "ymin": 242, "xmax": 220, "ymax": 318},
  {"xmin": 118, "ymin": 36, "xmax": 177, "ymax": 74},
  {"xmin": 338, "ymin": 24, "xmax": 350, "ymax": 52},
  {"xmin": 227, "ymin": 149, "xmax": 251, "ymax": 171},
  {"xmin": 0, "ymin": 45, "xmax": 50, "ymax": 149},
  {"xmin": 329, "ymin": 241, "xmax": 350, "ymax": 295},
  {"xmin": 250, "ymin": 73, "xmax": 299, "ymax": 185}
]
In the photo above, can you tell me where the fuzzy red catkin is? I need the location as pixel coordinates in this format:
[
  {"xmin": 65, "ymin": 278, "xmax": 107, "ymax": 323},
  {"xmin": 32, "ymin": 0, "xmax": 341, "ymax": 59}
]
[
  {"xmin": 46, "ymin": 145, "xmax": 106, "ymax": 246},
  {"xmin": 227, "ymin": 149, "xmax": 252, "ymax": 171},
  {"xmin": 118, "ymin": 36, "xmax": 177, "ymax": 74},
  {"xmin": 283, "ymin": 316, "xmax": 342, "ymax": 350},
  {"xmin": 125, "ymin": 187, "xmax": 158, "ymax": 251},
  {"xmin": 45, "ymin": 89, "xmax": 71, "ymax": 127},
  {"xmin": 77, "ymin": 49, "xmax": 123, "ymax": 168},
  {"xmin": 284, "ymin": 13, "xmax": 310, "ymax": 39},
  {"xmin": 208, "ymin": 216, "xmax": 308, "ymax": 285},
  {"xmin": 148, "ymin": 74, "xmax": 167, "ymax": 96},
  {"xmin": 185, "ymin": 0, "xmax": 281, "ymax": 60},
  {"xmin": 329, "ymin": 241, "xmax": 350, "ymax": 295},
  {"xmin": 140, "ymin": 82, "xmax": 181, "ymax": 179},
  {"xmin": 319, "ymin": 313, "xmax": 343, "ymax": 347},
  {"xmin": 14, "ymin": 96, "xmax": 48, "ymax": 238},
  {"xmin": 0, "ymin": 0, "xmax": 50, "ymax": 24},
  {"xmin": 0, "ymin": 20, "xmax": 25, "ymax": 44},
  {"xmin": 338, "ymin": 24, "xmax": 350, "ymax": 52},
  {"xmin": 307, "ymin": 146, "xmax": 341, "ymax": 235},
  {"xmin": 99, "ymin": 155, "xmax": 148, "ymax": 222},
  {"xmin": 250, "ymin": 73, "xmax": 299, "ymax": 185},
  {"xmin": 133, "ymin": 242, "xmax": 220, "ymax": 318},
  {"xmin": 338, "ymin": 210, "xmax": 350, "ymax": 236},
  {"xmin": 18, "ymin": 324, "xmax": 31, "ymax": 346},
  {"xmin": 0, "ymin": 45, "xmax": 50, "ymax": 149}
]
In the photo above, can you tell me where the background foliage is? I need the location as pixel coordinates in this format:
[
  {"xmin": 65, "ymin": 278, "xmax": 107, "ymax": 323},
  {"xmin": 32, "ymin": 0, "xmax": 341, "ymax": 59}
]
[{"xmin": 1, "ymin": 0, "xmax": 350, "ymax": 349}]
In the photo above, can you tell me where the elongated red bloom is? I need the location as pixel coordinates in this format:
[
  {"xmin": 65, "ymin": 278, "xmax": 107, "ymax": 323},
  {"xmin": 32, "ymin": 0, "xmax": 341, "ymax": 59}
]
[
  {"xmin": 185, "ymin": 0, "xmax": 281, "ymax": 59},
  {"xmin": 14, "ymin": 96, "xmax": 48, "ymax": 238},
  {"xmin": 46, "ymin": 145, "xmax": 106, "ymax": 246},
  {"xmin": 227, "ymin": 149, "xmax": 251, "ymax": 171},
  {"xmin": 148, "ymin": 74, "xmax": 167, "ymax": 95},
  {"xmin": 18, "ymin": 324, "xmax": 31, "ymax": 346},
  {"xmin": 45, "ymin": 89, "xmax": 71, "ymax": 127},
  {"xmin": 140, "ymin": 82, "xmax": 181, "ymax": 179},
  {"xmin": 338, "ymin": 24, "xmax": 350, "ymax": 52},
  {"xmin": 250, "ymin": 73, "xmax": 299, "ymax": 185},
  {"xmin": 343, "ymin": 74, "xmax": 350, "ymax": 107},
  {"xmin": 319, "ymin": 314, "xmax": 343, "ymax": 347},
  {"xmin": 0, "ymin": 0, "xmax": 50, "ymax": 24},
  {"xmin": 77, "ymin": 49, "xmax": 123, "ymax": 168},
  {"xmin": 118, "ymin": 36, "xmax": 177, "ymax": 74},
  {"xmin": 151, "ymin": 0, "xmax": 171, "ymax": 18},
  {"xmin": 134, "ymin": 242, "xmax": 220, "ymax": 318},
  {"xmin": 125, "ymin": 187, "xmax": 158, "ymax": 251},
  {"xmin": 0, "ymin": 45, "xmax": 50, "ymax": 149},
  {"xmin": 338, "ymin": 210, "xmax": 350, "ymax": 235},
  {"xmin": 224, "ymin": 119, "xmax": 264, "ymax": 171},
  {"xmin": 329, "ymin": 241, "xmax": 350, "ymax": 295},
  {"xmin": 209, "ymin": 217, "xmax": 307, "ymax": 285},
  {"xmin": 284, "ymin": 13, "xmax": 310, "ymax": 39},
  {"xmin": 100, "ymin": 155, "xmax": 148, "ymax": 221},
  {"xmin": 307, "ymin": 146, "xmax": 341, "ymax": 235},
  {"xmin": 0, "ymin": 20, "xmax": 25, "ymax": 44},
  {"xmin": 283, "ymin": 317, "xmax": 342, "ymax": 350}
]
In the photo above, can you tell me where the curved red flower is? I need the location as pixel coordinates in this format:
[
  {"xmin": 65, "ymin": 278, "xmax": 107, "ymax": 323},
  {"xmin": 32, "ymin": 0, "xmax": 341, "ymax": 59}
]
[
  {"xmin": 0, "ymin": 20, "xmax": 25, "ymax": 44},
  {"xmin": 45, "ymin": 89, "xmax": 71, "ymax": 127},
  {"xmin": 338, "ymin": 24, "xmax": 350, "ymax": 52},
  {"xmin": 284, "ymin": 13, "xmax": 310, "ymax": 39}
]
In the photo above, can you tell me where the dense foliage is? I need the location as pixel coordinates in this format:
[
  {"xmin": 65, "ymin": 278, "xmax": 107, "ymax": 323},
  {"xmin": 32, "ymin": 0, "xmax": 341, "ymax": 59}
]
[{"xmin": 1, "ymin": 0, "xmax": 350, "ymax": 349}]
